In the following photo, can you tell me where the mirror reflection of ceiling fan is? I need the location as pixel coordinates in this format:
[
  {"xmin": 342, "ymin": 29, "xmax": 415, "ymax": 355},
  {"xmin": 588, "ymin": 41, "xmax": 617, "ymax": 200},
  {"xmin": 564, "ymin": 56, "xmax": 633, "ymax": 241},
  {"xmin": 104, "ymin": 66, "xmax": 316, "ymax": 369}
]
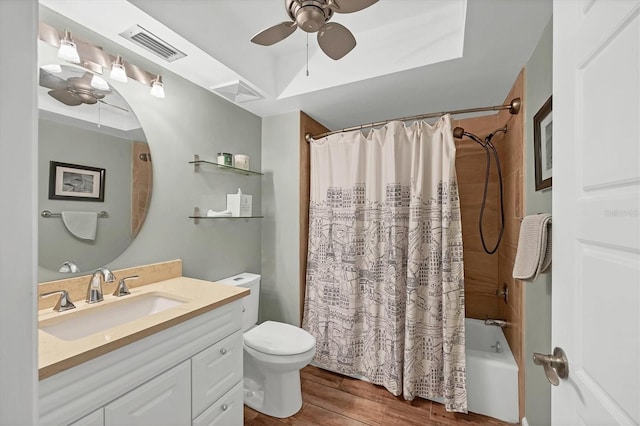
[
  {"xmin": 39, "ymin": 68, "xmax": 129, "ymax": 112},
  {"xmin": 251, "ymin": 0, "xmax": 378, "ymax": 60}
]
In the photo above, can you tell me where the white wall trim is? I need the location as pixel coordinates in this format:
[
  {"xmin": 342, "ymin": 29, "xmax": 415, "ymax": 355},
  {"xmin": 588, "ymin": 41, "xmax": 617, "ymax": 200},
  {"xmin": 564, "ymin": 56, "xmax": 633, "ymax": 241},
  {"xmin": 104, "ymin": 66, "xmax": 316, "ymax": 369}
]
[{"xmin": 0, "ymin": 0, "xmax": 39, "ymax": 424}]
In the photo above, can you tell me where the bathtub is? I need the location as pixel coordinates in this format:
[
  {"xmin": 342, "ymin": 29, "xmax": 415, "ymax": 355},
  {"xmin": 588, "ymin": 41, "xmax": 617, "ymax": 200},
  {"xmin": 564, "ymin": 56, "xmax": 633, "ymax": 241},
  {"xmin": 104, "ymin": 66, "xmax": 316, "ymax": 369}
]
[
  {"xmin": 312, "ymin": 318, "xmax": 519, "ymax": 422},
  {"xmin": 463, "ymin": 318, "xmax": 519, "ymax": 423}
]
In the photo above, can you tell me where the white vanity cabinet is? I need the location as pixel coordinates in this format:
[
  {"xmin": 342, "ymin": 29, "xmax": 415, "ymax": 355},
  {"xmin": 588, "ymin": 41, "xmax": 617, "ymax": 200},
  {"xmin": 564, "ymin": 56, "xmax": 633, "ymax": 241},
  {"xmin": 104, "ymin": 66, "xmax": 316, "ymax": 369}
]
[
  {"xmin": 39, "ymin": 300, "xmax": 244, "ymax": 426},
  {"xmin": 69, "ymin": 408, "xmax": 103, "ymax": 426},
  {"xmin": 193, "ymin": 382, "xmax": 244, "ymax": 425},
  {"xmin": 104, "ymin": 361, "xmax": 191, "ymax": 426}
]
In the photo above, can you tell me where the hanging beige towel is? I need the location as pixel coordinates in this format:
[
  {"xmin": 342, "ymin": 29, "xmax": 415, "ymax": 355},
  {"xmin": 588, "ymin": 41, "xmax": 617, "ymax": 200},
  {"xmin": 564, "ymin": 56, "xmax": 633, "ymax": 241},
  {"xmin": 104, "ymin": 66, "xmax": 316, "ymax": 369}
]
[
  {"xmin": 513, "ymin": 213, "xmax": 552, "ymax": 280},
  {"xmin": 61, "ymin": 211, "xmax": 98, "ymax": 240}
]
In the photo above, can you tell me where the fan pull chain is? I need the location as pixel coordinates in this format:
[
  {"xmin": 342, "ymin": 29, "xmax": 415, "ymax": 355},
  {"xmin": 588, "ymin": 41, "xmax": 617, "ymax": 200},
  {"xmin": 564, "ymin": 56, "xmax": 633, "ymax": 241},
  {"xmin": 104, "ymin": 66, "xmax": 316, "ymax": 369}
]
[
  {"xmin": 306, "ymin": 33, "xmax": 309, "ymax": 77},
  {"xmin": 97, "ymin": 101, "xmax": 101, "ymax": 128}
]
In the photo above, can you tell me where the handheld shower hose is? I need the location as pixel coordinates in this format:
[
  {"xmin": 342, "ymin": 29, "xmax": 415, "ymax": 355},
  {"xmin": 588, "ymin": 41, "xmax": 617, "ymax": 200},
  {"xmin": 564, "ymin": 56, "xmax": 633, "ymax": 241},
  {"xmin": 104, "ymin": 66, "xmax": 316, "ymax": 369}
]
[{"xmin": 453, "ymin": 126, "xmax": 507, "ymax": 255}]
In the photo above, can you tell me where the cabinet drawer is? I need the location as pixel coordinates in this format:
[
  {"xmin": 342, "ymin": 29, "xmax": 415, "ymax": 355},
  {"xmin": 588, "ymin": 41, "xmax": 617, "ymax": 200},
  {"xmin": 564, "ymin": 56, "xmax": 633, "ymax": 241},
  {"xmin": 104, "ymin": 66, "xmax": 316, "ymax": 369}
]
[
  {"xmin": 104, "ymin": 360, "xmax": 191, "ymax": 426},
  {"xmin": 193, "ymin": 381, "xmax": 243, "ymax": 426},
  {"xmin": 192, "ymin": 330, "xmax": 243, "ymax": 417}
]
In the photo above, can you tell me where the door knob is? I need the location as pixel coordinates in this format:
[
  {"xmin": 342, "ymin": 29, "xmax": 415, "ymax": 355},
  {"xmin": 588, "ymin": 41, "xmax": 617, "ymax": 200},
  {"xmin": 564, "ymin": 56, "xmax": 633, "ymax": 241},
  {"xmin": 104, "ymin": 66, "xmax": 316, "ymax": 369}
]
[{"xmin": 533, "ymin": 346, "xmax": 569, "ymax": 386}]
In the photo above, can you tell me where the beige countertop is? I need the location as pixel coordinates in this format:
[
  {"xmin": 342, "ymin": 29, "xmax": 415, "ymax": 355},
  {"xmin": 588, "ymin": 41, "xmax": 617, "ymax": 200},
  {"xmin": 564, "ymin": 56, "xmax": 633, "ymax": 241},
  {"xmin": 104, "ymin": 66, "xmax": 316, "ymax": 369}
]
[{"xmin": 38, "ymin": 277, "xmax": 248, "ymax": 380}]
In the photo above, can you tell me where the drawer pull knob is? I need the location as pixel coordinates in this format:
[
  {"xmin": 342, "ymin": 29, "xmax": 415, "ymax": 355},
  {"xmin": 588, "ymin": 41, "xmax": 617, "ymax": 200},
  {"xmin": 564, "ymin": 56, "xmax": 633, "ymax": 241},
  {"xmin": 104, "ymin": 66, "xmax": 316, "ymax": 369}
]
[
  {"xmin": 220, "ymin": 348, "xmax": 227, "ymax": 355},
  {"xmin": 221, "ymin": 404, "xmax": 228, "ymax": 411}
]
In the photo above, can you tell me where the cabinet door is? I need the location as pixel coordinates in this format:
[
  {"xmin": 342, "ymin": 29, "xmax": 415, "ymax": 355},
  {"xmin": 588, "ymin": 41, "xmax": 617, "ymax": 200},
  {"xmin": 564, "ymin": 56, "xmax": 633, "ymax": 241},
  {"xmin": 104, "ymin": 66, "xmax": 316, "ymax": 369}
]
[
  {"xmin": 69, "ymin": 408, "xmax": 104, "ymax": 426},
  {"xmin": 192, "ymin": 330, "xmax": 242, "ymax": 417},
  {"xmin": 104, "ymin": 360, "xmax": 190, "ymax": 426},
  {"xmin": 192, "ymin": 382, "xmax": 243, "ymax": 426}
]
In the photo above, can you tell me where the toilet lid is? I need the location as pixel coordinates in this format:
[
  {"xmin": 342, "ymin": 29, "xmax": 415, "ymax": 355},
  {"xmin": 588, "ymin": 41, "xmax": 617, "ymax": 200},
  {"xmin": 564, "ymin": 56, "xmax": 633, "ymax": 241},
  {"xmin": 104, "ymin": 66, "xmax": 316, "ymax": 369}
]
[{"xmin": 244, "ymin": 321, "xmax": 316, "ymax": 356}]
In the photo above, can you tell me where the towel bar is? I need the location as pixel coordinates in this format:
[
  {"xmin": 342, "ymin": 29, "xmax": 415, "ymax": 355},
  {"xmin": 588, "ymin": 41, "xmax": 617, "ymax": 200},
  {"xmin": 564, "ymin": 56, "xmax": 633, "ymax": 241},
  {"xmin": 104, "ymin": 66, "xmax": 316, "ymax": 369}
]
[{"xmin": 41, "ymin": 210, "xmax": 109, "ymax": 218}]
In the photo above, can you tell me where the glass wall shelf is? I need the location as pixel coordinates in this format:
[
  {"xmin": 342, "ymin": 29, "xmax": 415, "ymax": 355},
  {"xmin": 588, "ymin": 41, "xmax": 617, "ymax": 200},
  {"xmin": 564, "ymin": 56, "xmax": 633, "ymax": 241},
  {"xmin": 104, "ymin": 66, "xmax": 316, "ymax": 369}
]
[
  {"xmin": 189, "ymin": 154, "xmax": 263, "ymax": 176},
  {"xmin": 190, "ymin": 207, "xmax": 263, "ymax": 224}
]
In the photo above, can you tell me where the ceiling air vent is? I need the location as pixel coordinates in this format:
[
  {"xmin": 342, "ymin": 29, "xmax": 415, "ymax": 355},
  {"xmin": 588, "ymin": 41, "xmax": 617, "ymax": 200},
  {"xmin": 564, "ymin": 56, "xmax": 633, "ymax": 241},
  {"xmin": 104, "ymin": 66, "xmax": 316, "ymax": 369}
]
[
  {"xmin": 119, "ymin": 25, "xmax": 186, "ymax": 62},
  {"xmin": 211, "ymin": 81, "xmax": 263, "ymax": 104}
]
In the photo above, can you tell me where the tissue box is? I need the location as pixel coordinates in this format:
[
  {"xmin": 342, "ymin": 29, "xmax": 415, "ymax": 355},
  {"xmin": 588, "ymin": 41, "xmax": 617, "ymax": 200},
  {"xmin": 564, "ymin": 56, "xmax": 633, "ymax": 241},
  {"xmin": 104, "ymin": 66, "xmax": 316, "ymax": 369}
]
[{"xmin": 226, "ymin": 192, "xmax": 252, "ymax": 217}]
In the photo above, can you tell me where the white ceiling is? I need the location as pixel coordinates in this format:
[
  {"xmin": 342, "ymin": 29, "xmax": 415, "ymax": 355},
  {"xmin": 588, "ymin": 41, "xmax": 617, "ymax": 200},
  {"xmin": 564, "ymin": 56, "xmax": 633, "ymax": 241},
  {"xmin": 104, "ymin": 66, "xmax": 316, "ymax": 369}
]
[{"xmin": 39, "ymin": 0, "xmax": 552, "ymax": 131}]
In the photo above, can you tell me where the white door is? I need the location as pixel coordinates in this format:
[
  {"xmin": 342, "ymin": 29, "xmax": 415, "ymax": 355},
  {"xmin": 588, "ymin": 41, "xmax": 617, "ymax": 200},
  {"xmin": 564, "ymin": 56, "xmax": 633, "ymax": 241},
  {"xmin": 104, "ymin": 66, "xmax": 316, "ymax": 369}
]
[{"xmin": 553, "ymin": 0, "xmax": 640, "ymax": 424}]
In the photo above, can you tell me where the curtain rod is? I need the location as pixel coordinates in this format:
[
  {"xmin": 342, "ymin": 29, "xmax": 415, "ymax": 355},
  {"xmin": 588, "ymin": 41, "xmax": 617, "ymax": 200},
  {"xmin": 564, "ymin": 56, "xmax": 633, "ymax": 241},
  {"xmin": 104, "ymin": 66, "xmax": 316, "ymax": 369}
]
[{"xmin": 305, "ymin": 97, "xmax": 521, "ymax": 142}]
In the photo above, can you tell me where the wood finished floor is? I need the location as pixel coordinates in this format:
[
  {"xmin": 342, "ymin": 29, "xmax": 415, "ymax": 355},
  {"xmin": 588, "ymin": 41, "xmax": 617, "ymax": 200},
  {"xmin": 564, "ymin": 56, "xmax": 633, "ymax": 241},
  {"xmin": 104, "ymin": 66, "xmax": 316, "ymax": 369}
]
[{"xmin": 244, "ymin": 366, "xmax": 517, "ymax": 426}]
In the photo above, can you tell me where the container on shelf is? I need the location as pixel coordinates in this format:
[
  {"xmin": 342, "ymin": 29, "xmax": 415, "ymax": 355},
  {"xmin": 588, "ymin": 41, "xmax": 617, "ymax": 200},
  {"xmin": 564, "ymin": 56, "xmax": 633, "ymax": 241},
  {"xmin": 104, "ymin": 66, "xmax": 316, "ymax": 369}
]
[
  {"xmin": 234, "ymin": 154, "xmax": 249, "ymax": 170},
  {"xmin": 226, "ymin": 188, "xmax": 252, "ymax": 217},
  {"xmin": 217, "ymin": 152, "xmax": 233, "ymax": 167}
]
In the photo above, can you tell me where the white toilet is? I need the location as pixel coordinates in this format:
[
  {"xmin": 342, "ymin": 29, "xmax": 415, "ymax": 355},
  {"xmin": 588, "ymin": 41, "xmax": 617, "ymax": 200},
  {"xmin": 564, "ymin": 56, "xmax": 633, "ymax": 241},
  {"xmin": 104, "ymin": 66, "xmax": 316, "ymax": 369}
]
[{"xmin": 217, "ymin": 273, "xmax": 316, "ymax": 418}]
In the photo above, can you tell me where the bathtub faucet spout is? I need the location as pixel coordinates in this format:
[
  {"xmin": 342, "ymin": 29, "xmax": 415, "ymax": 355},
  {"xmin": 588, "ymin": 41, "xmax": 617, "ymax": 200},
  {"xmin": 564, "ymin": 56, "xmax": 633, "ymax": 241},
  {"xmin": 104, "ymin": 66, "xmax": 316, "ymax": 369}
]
[{"xmin": 484, "ymin": 318, "xmax": 508, "ymax": 328}]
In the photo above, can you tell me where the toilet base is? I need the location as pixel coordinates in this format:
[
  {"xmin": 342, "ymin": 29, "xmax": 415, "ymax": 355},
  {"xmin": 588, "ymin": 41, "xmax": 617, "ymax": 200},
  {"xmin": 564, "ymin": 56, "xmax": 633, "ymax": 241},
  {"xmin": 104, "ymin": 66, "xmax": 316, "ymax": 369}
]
[{"xmin": 243, "ymin": 370, "xmax": 303, "ymax": 418}]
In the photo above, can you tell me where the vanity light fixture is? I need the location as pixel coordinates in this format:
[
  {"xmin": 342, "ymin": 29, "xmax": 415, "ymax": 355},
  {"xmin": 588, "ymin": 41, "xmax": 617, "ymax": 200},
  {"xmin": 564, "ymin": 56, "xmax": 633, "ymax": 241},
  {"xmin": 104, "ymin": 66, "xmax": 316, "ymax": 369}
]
[
  {"xmin": 40, "ymin": 22, "xmax": 168, "ymax": 101},
  {"xmin": 90, "ymin": 74, "xmax": 109, "ymax": 91},
  {"xmin": 58, "ymin": 30, "xmax": 80, "ymax": 64},
  {"xmin": 110, "ymin": 55, "xmax": 128, "ymax": 83},
  {"xmin": 150, "ymin": 75, "xmax": 165, "ymax": 99}
]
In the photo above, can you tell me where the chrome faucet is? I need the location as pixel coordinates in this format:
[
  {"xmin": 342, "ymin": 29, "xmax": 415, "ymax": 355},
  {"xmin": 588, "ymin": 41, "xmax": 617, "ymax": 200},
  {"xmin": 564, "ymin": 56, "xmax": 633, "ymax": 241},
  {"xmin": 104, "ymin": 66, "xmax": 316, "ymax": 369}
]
[
  {"xmin": 86, "ymin": 267, "xmax": 115, "ymax": 303},
  {"xmin": 41, "ymin": 290, "xmax": 76, "ymax": 312},
  {"xmin": 58, "ymin": 260, "xmax": 80, "ymax": 273},
  {"xmin": 484, "ymin": 318, "xmax": 508, "ymax": 328},
  {"xmin": 113, "ymin": 275, "xmax": 139, "ymax": 297}
]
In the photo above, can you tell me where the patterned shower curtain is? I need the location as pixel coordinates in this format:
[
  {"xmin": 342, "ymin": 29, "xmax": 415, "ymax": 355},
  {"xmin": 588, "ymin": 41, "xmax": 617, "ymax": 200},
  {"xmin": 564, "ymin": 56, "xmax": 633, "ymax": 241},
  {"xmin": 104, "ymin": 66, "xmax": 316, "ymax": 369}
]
[{"xmin": 302, "ymin": 116, "xmax": 467, "ymax": 412}]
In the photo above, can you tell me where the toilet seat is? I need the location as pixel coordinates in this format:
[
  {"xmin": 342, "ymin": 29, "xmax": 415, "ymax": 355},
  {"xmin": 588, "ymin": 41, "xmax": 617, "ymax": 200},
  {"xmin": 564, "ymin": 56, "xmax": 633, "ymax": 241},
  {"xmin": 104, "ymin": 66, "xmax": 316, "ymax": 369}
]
[{"xmin": 244, "ymin": 321, "xmax": 315, "ymax": 356}]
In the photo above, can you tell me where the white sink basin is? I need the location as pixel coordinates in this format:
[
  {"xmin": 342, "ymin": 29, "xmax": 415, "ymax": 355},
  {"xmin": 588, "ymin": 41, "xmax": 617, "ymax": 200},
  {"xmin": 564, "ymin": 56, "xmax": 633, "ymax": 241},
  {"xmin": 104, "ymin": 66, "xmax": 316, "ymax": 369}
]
[{"xmin": 40, "ymin": 293, "xmax": 186, "ymax": 341}]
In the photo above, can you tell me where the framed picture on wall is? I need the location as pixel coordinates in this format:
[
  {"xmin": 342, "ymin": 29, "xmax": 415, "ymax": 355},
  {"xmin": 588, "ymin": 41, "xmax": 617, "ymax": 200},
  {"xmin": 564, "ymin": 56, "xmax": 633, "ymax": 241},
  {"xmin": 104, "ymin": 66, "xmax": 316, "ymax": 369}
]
[
  {"xmin": 533, "ymin": 95, "xmax": 553, "ymax": 191},
  {"xmin": 48, "ymin": 161, "xmax": 105, "ymax": 201}
]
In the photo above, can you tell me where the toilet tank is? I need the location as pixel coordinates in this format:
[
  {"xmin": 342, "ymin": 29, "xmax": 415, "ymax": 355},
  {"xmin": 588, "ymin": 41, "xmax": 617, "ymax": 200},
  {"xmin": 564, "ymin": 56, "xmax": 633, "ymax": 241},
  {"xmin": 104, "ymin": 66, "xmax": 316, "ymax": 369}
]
[{"xmin": 216, "ymin": 272, "xmax": 260, "ymax": 332}]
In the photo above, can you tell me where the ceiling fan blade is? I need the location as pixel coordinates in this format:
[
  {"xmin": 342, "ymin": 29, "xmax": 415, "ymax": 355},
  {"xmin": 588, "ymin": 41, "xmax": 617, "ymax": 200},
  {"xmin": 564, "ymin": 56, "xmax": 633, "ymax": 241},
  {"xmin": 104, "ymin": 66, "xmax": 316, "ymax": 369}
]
[
  {"xmin": 251, "ymin": 21, "xmax": 297, "ymax": 46},
  {"xmin": 317, "ymin": 23, "xmax": 356, "ymax": 60},
  {"xmin": 48, "ymin": 89, "xmax": 82, "ymax": 106},
  {"xmin": 39, "ymin": 69, "xmax": 68, "ymax": 90},
  {"xmin": 98, "ymin": 99, "xmax": 130, "ymax": 112},
  {"xmin": 329, "ymin": 0, "xmax": 378, "ymax": 14},
  {"xmin": 67, "ymin": 72, "xmax": 94, "ymax": 91}
]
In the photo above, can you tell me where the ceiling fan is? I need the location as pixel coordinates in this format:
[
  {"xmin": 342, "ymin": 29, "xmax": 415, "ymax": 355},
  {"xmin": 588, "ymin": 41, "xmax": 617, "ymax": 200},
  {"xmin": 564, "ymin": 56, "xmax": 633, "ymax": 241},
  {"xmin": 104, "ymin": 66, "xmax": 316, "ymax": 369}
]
[
  {"xmin": 39, "ymin": 68, "xmax": 128, "ymax": 111},
  {"xmin": 251, "ymin": 0, "xmax": 378, "ymax": 60}
]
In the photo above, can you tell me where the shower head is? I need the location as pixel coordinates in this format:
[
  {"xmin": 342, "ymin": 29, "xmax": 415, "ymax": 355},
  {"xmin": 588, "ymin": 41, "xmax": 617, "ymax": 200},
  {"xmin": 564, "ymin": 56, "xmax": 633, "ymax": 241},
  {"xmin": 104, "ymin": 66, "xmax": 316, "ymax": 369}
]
[
  {"xmin": 452, "ymin": 126, "xmax": 486, "ymax": 146},
  {"xmin": 453, "ymin": 125, "xmax": 508, "ymax": 146}
]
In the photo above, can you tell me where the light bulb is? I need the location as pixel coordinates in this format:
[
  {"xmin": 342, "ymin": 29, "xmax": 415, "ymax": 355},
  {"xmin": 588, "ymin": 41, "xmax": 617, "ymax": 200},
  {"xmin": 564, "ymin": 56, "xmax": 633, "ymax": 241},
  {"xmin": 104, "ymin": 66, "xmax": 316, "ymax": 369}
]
[
  {"xmin": 58, "ymin": 30, "xmax": 80, "ymax": 64},
  {"xmin": 41, "ymin": 64, "xmax": 62, "ymax": 73},
  {"xmin": 90, "ymin": 74, "xmax": 109, "ymax": 91},
  {"xmin": 110, "ymin": 55, "xmax": 128, "ymax": 83},
  {"xmin": 150, "ymin": 75, "xmax": 165, "ymax": 99}
]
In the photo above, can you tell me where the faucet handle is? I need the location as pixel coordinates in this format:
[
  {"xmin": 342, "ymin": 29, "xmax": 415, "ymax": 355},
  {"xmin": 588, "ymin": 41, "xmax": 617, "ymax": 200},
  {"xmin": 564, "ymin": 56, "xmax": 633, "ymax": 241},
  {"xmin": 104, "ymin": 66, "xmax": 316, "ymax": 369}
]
[
  {"xmin": 41, "ymin": 290, "xmax": 76, "ymax": 312},
  {"xmin": 113, "ymin": 275, "xmax": 139, "ymax": 297}
]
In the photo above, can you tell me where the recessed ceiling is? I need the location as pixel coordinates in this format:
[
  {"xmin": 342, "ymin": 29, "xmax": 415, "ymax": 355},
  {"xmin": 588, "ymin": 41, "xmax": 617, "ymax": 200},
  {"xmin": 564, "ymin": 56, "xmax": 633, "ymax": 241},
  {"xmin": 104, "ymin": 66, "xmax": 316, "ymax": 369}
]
[{"xmin": 39, "ymin": 0, "xmax": 552, "ymax": 130}]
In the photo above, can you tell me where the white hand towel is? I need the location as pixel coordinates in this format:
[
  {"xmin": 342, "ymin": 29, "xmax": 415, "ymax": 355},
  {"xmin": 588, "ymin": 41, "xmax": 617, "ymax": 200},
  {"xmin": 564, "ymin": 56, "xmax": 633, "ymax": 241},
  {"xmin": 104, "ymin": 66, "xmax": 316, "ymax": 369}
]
[
  {"xmin": 513, "ymin": 213, "xmax": 552, "ymax": 281},
  {"xmin": 61, "ymin": 211, "xmax": 98, "ymax": 240}
]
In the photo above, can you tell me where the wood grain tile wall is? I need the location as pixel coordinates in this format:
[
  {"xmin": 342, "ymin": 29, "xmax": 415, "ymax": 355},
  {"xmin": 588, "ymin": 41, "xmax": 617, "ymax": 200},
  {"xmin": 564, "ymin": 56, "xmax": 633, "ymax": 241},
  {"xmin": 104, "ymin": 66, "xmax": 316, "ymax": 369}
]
[
  {"xmin": 131, "ymin": 141, "xmax": 152, "ymax": 238},
  {"xmin": 451, "ymin": 114, "xmax": 502, "ymax": 320}
]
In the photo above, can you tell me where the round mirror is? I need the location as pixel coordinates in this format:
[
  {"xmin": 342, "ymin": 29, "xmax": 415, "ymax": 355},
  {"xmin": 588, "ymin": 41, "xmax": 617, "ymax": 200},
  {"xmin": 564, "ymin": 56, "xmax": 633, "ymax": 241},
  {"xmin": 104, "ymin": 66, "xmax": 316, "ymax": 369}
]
[{"xmin": 38, "ymin": 64, "xmax": 152, "ymax": 273}]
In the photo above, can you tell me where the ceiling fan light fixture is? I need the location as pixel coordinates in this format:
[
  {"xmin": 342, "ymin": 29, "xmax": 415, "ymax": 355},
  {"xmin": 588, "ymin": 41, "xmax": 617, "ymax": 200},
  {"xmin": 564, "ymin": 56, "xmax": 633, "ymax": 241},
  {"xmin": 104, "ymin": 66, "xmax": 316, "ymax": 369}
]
[
  {"xmin": 296, "ymin": 4, "xmax": 326, "ymax": 33},
  {"xmin": 58, "ymin": 30, "xmax": 80, "ymax": 64},
  {"xmin": 90, "ymin": 74, "xmax": 109, "ymax": 91},
  {"xmin": 41, "ymin": 64, "xmax": 62, "ymax": 73},
  {"xmin": 150, "ymin": 75, "xmax": 165, "ymax": 99},
  {"xmin": 110, "ymin": 55, "xmax": 128, "ymax": 83}
]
